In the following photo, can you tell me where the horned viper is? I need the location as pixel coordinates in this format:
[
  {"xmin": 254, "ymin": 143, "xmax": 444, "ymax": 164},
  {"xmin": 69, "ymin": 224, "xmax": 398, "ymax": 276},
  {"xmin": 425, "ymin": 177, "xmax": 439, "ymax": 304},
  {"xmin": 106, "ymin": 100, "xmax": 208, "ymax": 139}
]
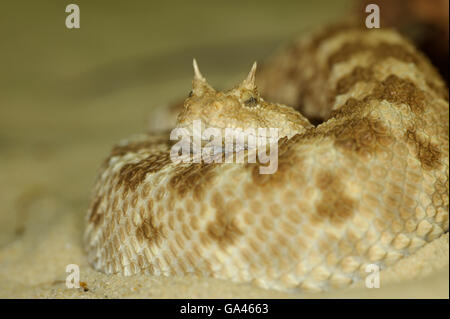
[{"xmin": 85, "ymin": 24, "xmax": 449, "ymax": 292}]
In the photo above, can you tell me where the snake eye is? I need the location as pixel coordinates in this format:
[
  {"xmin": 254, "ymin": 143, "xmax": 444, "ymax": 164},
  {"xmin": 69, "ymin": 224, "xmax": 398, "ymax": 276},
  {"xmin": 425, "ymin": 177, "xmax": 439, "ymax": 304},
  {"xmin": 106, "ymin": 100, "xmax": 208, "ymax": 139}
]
[
  {"xmin": 244, "ymin": 96, "xmax": 258, "ymax": 107},
  {"xmin": 188, "ymin": 91, "xmax": 193, "ymax": 97}
]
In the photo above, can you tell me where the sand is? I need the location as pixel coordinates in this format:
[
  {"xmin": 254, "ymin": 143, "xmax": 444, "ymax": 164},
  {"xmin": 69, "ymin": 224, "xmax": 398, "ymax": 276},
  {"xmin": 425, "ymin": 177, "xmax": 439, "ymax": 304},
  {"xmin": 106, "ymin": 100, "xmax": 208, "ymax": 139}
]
[
  {"xmin": 0, "ymin": 193, "xmax": 447, "ymax": 298},
  {"xmin": 0, "ymin": 0, "xmax": 448, "ymax": 298}
]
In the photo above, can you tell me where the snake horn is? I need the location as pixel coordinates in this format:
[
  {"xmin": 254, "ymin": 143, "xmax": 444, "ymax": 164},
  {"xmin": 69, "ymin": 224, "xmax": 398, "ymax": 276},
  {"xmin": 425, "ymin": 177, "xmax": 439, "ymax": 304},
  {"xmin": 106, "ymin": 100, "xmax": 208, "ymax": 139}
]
[
  {"xmin": 240, "ymin": 61, "xmax": 257, "ymax": 90},
  {"xmin": 192, "ymin": 58, "xmax": 214, "ymax": 95}
]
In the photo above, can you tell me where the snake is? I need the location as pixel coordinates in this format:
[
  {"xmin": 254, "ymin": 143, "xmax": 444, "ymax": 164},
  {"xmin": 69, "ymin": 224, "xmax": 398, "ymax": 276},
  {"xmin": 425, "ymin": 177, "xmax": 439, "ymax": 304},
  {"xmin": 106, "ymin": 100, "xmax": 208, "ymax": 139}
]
[{"xmin": 84, "ymin": 23, "xmax": 449, "ymax": 292}]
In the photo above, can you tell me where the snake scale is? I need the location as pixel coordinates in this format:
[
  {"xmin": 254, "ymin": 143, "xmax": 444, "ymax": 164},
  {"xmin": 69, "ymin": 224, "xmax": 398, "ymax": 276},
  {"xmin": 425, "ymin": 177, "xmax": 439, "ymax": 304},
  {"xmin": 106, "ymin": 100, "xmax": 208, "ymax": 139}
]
[{"xmin": 84, "ymin": 23, "xmax": 449, "ymax": 292}]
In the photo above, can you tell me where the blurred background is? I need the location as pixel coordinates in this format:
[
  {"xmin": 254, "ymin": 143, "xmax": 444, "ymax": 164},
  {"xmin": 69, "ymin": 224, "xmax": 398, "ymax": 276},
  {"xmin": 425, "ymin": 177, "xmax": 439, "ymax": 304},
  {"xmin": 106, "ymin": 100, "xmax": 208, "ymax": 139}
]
[
  {"xmin": 0, "ymin": 0, "xmax": 354, "ymax": 245},
  {"xmin": 0, "ymin": 0, "xmax": 447, "ymax": 297}
]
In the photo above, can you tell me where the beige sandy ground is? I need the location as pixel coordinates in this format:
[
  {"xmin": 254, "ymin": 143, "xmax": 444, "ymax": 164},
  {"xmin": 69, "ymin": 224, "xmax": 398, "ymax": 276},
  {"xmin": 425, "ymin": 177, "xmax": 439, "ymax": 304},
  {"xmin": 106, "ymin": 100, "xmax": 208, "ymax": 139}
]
[{"xmin": 0, "ymin": 1, "xmax": 448, "ymax": 298}]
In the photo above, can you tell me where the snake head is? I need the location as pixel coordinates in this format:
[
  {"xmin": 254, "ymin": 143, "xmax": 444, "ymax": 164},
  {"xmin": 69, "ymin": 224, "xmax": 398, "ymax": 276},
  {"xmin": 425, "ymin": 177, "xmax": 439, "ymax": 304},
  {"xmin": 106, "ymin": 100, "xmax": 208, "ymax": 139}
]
[{"xmin": 175, "ymin": 59, "xmax": 312, "ymax": 141}]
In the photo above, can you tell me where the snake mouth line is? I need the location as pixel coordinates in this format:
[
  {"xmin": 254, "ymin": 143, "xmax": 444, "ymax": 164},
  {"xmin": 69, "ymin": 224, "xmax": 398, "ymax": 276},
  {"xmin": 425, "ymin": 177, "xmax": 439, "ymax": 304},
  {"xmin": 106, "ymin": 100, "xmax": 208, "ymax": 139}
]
[
  {"xmin": 174, "ymin": 119, "xmax": 280, "ymax": 144},
  {"xmin": 170, "ymin": 120, "xmax": 279, "ymax": 174}
]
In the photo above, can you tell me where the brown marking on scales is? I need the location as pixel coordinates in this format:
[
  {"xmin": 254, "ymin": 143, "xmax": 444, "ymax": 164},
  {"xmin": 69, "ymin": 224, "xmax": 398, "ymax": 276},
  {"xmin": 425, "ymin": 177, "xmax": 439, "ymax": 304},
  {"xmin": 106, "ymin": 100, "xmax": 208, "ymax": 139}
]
[
  {"xmin": 314, "ymin": 171, "xmax": 356, "ymax": 224},
  {"xmin": 246, "ymin": 136, "xmax": 304, "ymax": 186},
  {"xmin": 168, "ymin": 162, "xmax": 218, "ymax": 198},
  {"xmin": 292, "ymin": 115, "xmax": 393, "ymax": 158},
  {"xmin": 88, "ymin": 196, "xmax": 104, "ymax": 227},
  {"xmin": 205, "ymin": 206, "xmax": 243, "ymax": 248},
  {"xmin": 328, "ymin": 42, "xmax": 418, "ymax": 70},
  {"xmin": 135, "ymin": 215, "xmax": 164, "ymax": 246},
  {"xmin": 329, "ymin": 117, "xmax": 393, "ymax": 156},
  {"xmin": 346, "ymin": 120, "xmax": 389, "ymax": 152},
  {"xmin": 332, "ymin": 68, "xmax": 448, "ymax": 107},
  {"xmin": 335, "ymin": 66, "xmax": 374, "ymax": 96},
  {"xmin": 291, "ymin": 38, "xmax": 428, "ymax": 119},
  {"xmin": 371, "ymin": 75, "xmax": 428, "ymax": 114},
  {"xmin": 284, "ymin": 22, "xmax": 356, "ymax": 81},
  {"xmin": 117, "ymin": 152, "xmax": 172, "ymax": 192},
  {"xmin": 327, "ymin": 41, "xmax": 446, "ymax": 100},
  {"xmin": 405, "ymin": 127, "xmax": 442, "ymax": 170},
  {"xmin": 103, "ymin": 133, "xmax": 172, "ymax": 168},
  {"xmin": 331, "ymin": 75, "xmax": 428, "ymax": 118}
]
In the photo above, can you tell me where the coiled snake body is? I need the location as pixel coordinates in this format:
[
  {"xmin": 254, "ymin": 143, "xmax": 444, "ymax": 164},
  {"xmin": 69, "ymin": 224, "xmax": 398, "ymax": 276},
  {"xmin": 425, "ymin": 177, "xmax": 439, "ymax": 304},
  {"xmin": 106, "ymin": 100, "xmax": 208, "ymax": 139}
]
[{"xmin": 85, "ymin": 25, "xmax": 449, "ymax": 292}]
